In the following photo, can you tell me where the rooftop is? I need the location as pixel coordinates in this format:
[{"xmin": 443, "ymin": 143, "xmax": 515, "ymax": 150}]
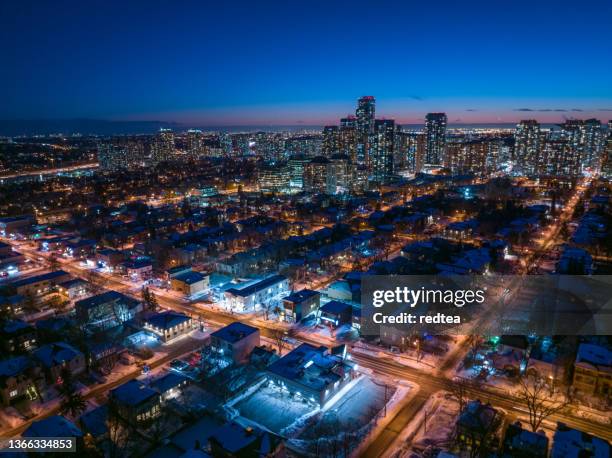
[
  {"xmin": 267, "ymin": 343, "xmax": 350, "ymax": 394},
  {"xmin": 225, "ymin": 275, "xmax": 287, "ymax": 298},
  {"xmin": 174, "ymin": 271, "xmax": 207, "ymax": 285},
  {"xmin": 209, "ymin": 419, "xmax": 282, "ymax": 455},
  {"xmin": 211, "ymin": 321, "xmax": 259, "ymax": 343},
  {"xmin": 552, "ymin": 422, "xmax": 610, "ymax": 458},
  {"xmin": 23, "ymin": 415, "xmax": 83, "ymax": 438},
  {"xmin": 34, "ymin": 342, "xmax": 82, "ymax": 368},
  {"xmin": 146, "ymin": 310, "xmax": 191, "ymax": 330},
  {"xmin": 283, "ymin": 289, "xmax": 320, "ymax": 304},
  {"xmin": 111, "ymin": 379, "xmax": 159, "ymax": 407},
  {"xmin": 11, "ymin": 270, "xmax": 69, "ymax": 288},
  {"xmin": 320, "ymin": 300, "xmax": 352, "ymax": 315},
  {"xmin": 575, "ymin": 343, "xmax": 612, "ymax": 370},
  {"xmin": 150, "ymin": 372, "xmax": 188, "ymax": 394},
  {"xmin": 75, "ymin": 290, "xmax": 137, "ymax": 310}
]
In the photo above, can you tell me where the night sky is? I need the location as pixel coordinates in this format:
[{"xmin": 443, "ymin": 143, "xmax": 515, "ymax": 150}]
[{"xmin": 1, "ymin": 0, "xmax": 611, "ymax": 125}]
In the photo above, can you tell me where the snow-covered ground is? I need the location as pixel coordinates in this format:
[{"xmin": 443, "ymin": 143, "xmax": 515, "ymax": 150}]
[
  {"xmin": 232, "ymin": 379, "xmax": 316, "ymax": 434},
  {"xmin": 383, "ymin": 391, "xmax": 459, "ymax": 458}
]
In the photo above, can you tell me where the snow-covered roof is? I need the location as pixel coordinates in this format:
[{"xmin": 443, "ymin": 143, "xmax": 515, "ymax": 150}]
[{"xmin": 23, "ymin": 415, "xmax": 83, "ymax": 438}]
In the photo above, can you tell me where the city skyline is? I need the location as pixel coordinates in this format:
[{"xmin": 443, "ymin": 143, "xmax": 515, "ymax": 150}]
[{"xmin": 1, "ymin": 0, "xmax": 612, "ymax": 125}]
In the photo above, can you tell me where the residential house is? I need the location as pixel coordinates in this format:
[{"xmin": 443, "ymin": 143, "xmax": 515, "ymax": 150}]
[
  {"xmin": 110, "ymin": 379, "xmax": 161, "ymax": 424},
  {"xmin": 210, "ymin": 322, "xmax": 260, "ymax": 364},
  {"xmin": 79, "ymin": 405, "xmax": 109, "ymax": 444},
  {"xmin": 208, "ymin": 419, "xmax": 285, "ymax": 458},
  {"xmin": 282, "ymin": 289, "xmax": 320, "ymax": 323},
  {"xmin": 33, "ymin": 342, "xmax": 86, "ymax": 383},
  {"xmin": 455, "ymin": 400, "xmax": 500, "ymax": 453},
  {"xmin": 64, "ymin": 239, "xmax": 97, "ymax": 259},
  {"xmin": 23, "ymin": 415, "xmax": 83, "ymax": 442},
  {"xmin": 502, "ymin": 422, "xmax": 548, "ymax": 458},
  {"xmin": 2, "ymin": 319, "xmax": 37, "ymax": 354},
  {"xmin": 165, "ymin": 265, "xmax": 192, "ymax": 281},
  {"xmin": 150, "ymin": 372, "xmax": 189, "ymax": 401},
  {"xmin": 319, "ymin": 300, "xmax": 353, "ymax": 328},
  {"xmin": 95, "ymin": 248, "xmax": 125, "ymax": 270},
  {"xmin": 551, "ymin": 422, "xmax": 610, "ymax": 457},
  {"xmin": 122, "ymin": 258, "xmax": 153, "ymax": 281},
  {"xmin": 572, "ymin": 343, "xmax": 611, "ymax": 399},
  {"xmin": 171, "ymin": 271, "xmax": 209, "ymax": 296},
  {"xmin": 57, "ymin": 278, "xmax": 90, "ymax": 302},
  {"xmin": 10, "ymin": 270, "xmax": 71, "ymax": 298},
  {"xmin": 0, "ymin": 355, "xmax": 43, "ymax": 406}
]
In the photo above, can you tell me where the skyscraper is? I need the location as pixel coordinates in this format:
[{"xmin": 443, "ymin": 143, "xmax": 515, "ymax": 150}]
[
  {"xmin": 582, "ymin": 119, "xmax": 604, "ymax": 169},
  {"xmin": 370, "ymin": 119, "xmax": 395, "ymax": 184},
  {"xmin": 339, "ymin": 116, "xmax": 358, "ymax": 164},
  {"xmin": 514, "ymin": 120, "xmax": 541, "ymax": 175},
  {"xmin": 322, "ymin": 125, "xmax": 339, "ymax": 156},
  {"xmin": 356, "ymin": 96, "xmax": 375, "ymax": 166},
  {"xmin": 304, "ymin": 156, "xmax": 334, "ymax": 194},
  {"xmin": 98, "ymin": 143, "xmax": 127, "ymax": 171},
  {"xmin": 98, "ymin": 137, "xmax": 145, "ymax": 171},
  {"xmin": 186, "ymin": 129, "xmax": 205, "ymax": 159},
  {"xmin": 151, "ymin": 128, "xmax": 175, "ymax": 164},
  {"xmin": 602, "ymin": 120, "xmax": 612, "ymax": 178},
  {"xmin": 424, "ymin": 113, "xmax": 447, "ymax": 166}
]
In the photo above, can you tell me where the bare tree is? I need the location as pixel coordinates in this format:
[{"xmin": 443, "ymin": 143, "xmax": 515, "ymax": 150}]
[
  {"xmin": 449, "ymin": 377, "xmax": 473, "ymax": 413},
  {"xmin": 48, "ymin": 253, "xmax": 60, "ymax": 271},
  {"xmin": 85, "ymin": 269, "xmax": 107, "ymax": 294},
  {"xmin": 270, "ymin": 328, "xmax": 286, "ymax": 355},
  {"xmin": 517, "ymin": 372, "xmax": 568, "ymax": 432}
]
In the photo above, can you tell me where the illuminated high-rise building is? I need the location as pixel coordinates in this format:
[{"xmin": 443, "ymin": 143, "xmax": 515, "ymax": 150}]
[
  {"xmin": 541, "ymin": 139, "xmax": 581, "ymax": 177},
  {"xmin": 98, "ymin": 143, "xmax": 127, "ymax": 171},
  {"xmin": 285, "ymin": 135, "xmax": 321, "ymax": 157},
  {"xmin": 288, "ymin": 154, "xmax": 310, "ymax": 189},
  {"xmin": 602, "ymin": 120, "xmax": 612, "ymax": 179},
  {"xmin": 186, "ymin": 129, "xmax": 205, "ymax": 159},
  {"xmin": 304, "ymin": 156, "xmax": 334, "ymax": 194},
  {"xmin": 98, "ymin": 137, "xmax": 146, "ymax": 171},
  {"xmin": 258, "ymin": 163, "xmax": 290, "ymax": 193},
  {"xmin": 370, "ymin": 119, "xmax": 395, "ymax": 184},
  {"xmin": 322, "ymin": 125, "xmax": 339, "ymax": 156},
  {"xmin": 356, "ymin": 96, "xmax": 375, "ymax": 166},
  {"xmin": 151, "ymin": 128, "xmax": 175, "ymax": 164},
  {"xmin": 219, "ymin": 132, "xmax": 233, "ymax": 156},
  {"xmin": 254, "ymin": 132, "xmax": 285, "ymax": 160},
  {"xmin": 445, "ymin": 140, "xmax": 488, "ymax": 175},
  {"xmin": 329, "ymin": 153, "xmax": 350, "ymax": 193},
  {"xmin": 339, "ymin": 116, "xmax": 358, "ymax": 163},
  {"xmin": 582, "ymin": 118, "xmax": 604, "ymax": 169},
  {"xmin": 424, "ymin": 113, "xmax": 447, "ymax": 166},
  {"xmin": 514, "ymin": 120, "xmax": 541, "ymax": 175}
]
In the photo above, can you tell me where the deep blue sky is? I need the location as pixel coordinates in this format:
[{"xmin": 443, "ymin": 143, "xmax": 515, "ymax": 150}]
[{"xmin": 1, "ymin": 0, "xmax": 611, "ymax": 125}]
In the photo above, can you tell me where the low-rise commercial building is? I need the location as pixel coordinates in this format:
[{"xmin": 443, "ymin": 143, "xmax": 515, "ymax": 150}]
[
  {"xmin": 144, "ymin": 310, "xmax": 195, "ymax": 343},
  {"xmin": 266, "ymin": 343, "xmax": 356, "ymax": 405},
  {"xmin": 210, "ymin": 322, "xmax": 260, "ymax": 364}
]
